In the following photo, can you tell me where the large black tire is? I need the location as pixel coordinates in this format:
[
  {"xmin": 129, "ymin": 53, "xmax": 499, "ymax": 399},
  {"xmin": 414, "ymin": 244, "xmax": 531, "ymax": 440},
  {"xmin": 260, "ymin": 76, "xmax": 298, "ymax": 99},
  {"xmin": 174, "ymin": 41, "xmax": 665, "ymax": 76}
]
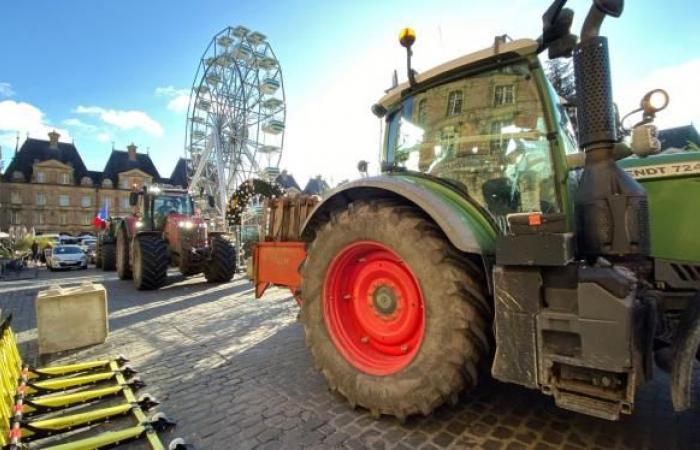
[
  {"xmin": 101, "ymin": 243, "xmax": 116, "ymax": 271},
  {"xmin": 95, "ymin": 242, "xmax": 103, "ymax": 269},
  {"xmin": 300, "ymin": 201, "xmax": 491, "ymax": 419},
  {"xmin": 133, "ymin": 234, "xmax": 169, "ymax": 290},
  {"xmin": 203, "ymin": 236, "xmax": 236, "ymax": 283},
  {"xmin": 116, "ymin": 227, "xmax": 132, "ymax": 280},
  {"xmin": 133, "ymin": 234, "xmax": 170, "ymax": 290}
]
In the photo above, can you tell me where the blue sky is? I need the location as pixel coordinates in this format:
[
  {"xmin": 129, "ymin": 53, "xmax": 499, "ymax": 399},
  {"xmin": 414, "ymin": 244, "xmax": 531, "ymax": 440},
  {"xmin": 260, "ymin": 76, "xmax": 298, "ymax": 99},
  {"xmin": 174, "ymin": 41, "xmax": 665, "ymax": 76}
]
[{"xmin": 1, "ymin": 0, "xmax": 698, "ymax": 185}]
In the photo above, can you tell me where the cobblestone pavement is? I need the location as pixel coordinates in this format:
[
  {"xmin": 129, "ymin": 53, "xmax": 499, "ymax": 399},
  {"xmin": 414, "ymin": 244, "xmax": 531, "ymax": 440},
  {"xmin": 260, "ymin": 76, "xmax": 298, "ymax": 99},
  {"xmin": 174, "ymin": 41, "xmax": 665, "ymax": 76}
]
[{"xmin": 1, "ymin": 267, "xmax": 699, "ymax": 450}]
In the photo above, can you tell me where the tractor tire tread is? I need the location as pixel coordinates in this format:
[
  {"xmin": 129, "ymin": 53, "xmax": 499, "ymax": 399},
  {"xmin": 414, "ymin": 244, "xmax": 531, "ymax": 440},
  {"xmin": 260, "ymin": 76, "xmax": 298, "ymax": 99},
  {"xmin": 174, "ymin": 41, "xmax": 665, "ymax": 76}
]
[
  {"xmin": 134, "ymin": 234, "xmax": 169, "ymax": 290},
  {"xmin": 299, "ymin": 199, "xmax": 491, "ymax": 419},
  {"xmin": 204, "ymin": 236, "xmax": 236, "ymax": 283}
]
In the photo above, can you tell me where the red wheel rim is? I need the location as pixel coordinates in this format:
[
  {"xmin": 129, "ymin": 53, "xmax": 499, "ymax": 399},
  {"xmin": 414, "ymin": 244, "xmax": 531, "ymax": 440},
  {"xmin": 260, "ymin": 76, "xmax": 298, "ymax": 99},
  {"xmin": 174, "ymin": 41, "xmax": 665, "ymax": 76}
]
[{"xmin": 323, "ymin": 241, "xmax": 425, "ymax": 376}]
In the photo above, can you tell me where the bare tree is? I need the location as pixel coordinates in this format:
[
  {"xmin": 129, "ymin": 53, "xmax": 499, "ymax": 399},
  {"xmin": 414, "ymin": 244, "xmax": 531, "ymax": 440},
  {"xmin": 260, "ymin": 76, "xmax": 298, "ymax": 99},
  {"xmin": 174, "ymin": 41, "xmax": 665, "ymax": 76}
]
[
  {"xmin": 545, "ymin": 58, "xmax": 578, "ymax": 136},
  {"xmin": 545, "ymin": 58, "xmax": 576, "ymax": 101}
]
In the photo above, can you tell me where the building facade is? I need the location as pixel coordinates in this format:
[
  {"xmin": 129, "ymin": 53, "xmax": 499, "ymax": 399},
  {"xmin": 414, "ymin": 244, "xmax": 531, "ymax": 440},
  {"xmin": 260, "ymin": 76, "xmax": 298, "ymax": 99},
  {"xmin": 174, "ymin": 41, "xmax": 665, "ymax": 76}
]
[{"xmin": 0, "ymin": 131, "xmax": 187, "ymax": 236}]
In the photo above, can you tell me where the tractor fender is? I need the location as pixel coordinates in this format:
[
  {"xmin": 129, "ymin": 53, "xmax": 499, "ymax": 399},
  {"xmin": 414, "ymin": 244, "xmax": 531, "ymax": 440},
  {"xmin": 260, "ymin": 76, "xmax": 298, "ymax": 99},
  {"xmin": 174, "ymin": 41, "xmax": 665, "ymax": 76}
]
[{"xmin": 300, "ymin": 175, "xmax": 498, "ymax": 255}]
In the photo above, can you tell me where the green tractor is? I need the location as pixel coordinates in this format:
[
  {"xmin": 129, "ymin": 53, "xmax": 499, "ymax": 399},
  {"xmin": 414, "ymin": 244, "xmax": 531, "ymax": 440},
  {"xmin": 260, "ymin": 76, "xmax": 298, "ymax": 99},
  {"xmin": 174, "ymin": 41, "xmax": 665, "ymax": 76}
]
[
  {"xmin": 95, "ymin": 218, "xmax": 121, "ymax": 271},
  {"xmin": 254, "ymin": 0, "xmax": 700, "ymax": 421}
]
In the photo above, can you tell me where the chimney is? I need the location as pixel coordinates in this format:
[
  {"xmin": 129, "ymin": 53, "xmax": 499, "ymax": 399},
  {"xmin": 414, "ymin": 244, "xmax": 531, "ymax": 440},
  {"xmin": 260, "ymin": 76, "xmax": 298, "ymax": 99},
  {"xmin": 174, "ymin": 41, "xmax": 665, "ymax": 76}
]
[
  {"xmin": 127, "ymin": 143, "xmax": 137, "ymax": 161},
  {"xmin": 48, "ymin": 130, "xmax": 60, "ymax": 149}
]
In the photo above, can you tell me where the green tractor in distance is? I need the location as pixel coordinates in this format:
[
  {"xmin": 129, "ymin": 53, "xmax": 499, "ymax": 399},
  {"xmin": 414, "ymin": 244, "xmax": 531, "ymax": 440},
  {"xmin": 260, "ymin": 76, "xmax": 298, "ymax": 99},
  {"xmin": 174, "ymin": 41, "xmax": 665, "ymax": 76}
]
[
  {"xmin": 254, "ymin": 0, "xmax": 700, "ymax": 421},
  {"xmin": 116, "ymin": 186, "xmax": 236, "ymax": 290},
  {"xmin": 95, "ymin": 217, "xmax": 121, "ymax": 271}
]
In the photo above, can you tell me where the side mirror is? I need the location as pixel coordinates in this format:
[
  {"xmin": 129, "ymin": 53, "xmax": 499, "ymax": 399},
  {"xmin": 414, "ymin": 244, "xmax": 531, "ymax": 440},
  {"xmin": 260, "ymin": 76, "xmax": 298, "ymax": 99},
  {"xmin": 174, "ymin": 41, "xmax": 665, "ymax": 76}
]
[
  {"xmin": 594, "ymin": 0, "xmax": 624, "ymax": 18},
  {"xmin": 641, "ymin": 89, "xmax": 669, "ymax": 115},
  {"xmin": 207, "ymin": 195, "xmax": 216, "ymax": 208},
  {"xmin": 129, "ymin": 192, "xmax": 139, "ymax": 207}
]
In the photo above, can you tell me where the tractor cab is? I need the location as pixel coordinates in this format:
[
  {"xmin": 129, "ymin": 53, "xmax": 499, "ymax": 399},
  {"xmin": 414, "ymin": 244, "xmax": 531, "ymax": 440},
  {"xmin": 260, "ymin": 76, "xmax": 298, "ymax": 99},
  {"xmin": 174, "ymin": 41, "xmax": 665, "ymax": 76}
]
[
  {"xmin": 378, "ymin": 45, "xmax": 573, "ymax": 226},
  {"xmin": 129, "ymin": 186, "xmax": 198, "ymax": 232}
]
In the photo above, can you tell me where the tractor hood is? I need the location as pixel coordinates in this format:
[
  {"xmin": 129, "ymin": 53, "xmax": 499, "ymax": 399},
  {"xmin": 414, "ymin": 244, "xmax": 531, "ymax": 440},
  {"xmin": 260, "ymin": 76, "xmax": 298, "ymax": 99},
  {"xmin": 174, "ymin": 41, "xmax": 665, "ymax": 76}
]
[{"xmin": 618, "ymin": 151, "xmax": 700, "ymax": 263}]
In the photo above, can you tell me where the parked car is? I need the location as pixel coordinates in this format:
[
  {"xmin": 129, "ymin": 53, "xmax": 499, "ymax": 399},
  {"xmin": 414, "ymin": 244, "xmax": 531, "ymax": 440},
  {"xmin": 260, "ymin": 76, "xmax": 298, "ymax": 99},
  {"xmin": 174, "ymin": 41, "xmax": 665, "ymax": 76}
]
[{"xmin": 48, "ymin": 245, "xmax": 88, "ymax": 271}]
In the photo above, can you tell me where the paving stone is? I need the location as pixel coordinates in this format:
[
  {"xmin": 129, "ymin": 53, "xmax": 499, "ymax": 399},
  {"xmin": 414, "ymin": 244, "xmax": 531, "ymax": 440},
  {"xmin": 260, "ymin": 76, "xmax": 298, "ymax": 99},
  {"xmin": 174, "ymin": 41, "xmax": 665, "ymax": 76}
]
[{"xmin": 1, "ymin": 268, "xmax": 699, "ymax": 450}]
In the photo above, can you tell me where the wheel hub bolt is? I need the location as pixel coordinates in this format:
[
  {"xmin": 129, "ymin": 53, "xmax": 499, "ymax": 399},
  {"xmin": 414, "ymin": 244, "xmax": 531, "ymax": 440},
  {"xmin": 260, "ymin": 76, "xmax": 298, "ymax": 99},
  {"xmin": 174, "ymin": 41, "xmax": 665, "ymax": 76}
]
[
  {"xmin": 400, "ymin": 344, "xmax": 408, "ymax": 353},
  {"xmin": 361, "ymin": 336, "xmax": 369, "ymax": 344}
]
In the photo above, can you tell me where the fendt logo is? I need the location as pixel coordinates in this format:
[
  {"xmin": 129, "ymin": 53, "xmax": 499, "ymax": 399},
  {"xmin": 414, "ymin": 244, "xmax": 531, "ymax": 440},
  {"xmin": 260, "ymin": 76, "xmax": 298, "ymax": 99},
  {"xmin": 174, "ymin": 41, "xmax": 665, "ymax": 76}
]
[{"xmin": 625, "ymin": 161, "xmax": 700, "ymax": 180}]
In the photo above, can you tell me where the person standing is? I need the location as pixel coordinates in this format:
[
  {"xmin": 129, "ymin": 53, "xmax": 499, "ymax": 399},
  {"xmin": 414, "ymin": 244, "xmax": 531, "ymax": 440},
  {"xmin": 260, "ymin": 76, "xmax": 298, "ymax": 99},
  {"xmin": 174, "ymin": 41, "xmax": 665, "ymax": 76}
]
[{"xmin": 31, "ymin": 240, "xmax": 39, "ymax": 267}]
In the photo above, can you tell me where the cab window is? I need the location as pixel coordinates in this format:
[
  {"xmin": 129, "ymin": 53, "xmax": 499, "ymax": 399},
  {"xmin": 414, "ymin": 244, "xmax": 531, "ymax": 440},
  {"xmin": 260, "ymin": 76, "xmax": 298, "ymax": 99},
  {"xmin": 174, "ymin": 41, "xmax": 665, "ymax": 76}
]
[{"xmin": 386, "ymin": 62, "xmax": 559, "ymax": 219}]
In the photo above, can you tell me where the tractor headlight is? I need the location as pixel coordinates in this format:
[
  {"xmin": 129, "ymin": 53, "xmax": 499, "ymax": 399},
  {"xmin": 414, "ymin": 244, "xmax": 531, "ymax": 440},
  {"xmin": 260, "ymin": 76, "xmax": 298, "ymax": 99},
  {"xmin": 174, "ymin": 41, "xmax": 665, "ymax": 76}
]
[
  {"xmin": 135, "ymin": 221, "xmax": 144, "ymax": 228},
  {"xmin": 179, "ymin": 221, "xmax": 195, "ymax": 230}
]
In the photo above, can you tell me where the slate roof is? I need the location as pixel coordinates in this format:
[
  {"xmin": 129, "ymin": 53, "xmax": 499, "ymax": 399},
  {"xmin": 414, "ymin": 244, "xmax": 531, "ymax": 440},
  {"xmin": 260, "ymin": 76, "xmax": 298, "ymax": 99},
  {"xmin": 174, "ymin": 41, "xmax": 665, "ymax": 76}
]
[
  {"xmin": 101, "ymin": 150, "xmax": 162, "ymax": 185},
  {"xmin": 302, "ymin": 177, "xmax": 330, "ymax": 196},
  {"xmin": 169, "ymin": 158, "xmax": 190, "ymax": 188},
  {"xmin": 275, "ymin": 170, "xmax": 300, "ymax": 191},
  {"xmin": 3, "ymin": 138, "xmax": 89, "ymax": 183},
  {"xmin": 87, "ymin": 170, "xmax": 103, "ymax": 185},
  {"xmin": 659, "ymin": 125, "xmax": 700, "ymax": 151}
]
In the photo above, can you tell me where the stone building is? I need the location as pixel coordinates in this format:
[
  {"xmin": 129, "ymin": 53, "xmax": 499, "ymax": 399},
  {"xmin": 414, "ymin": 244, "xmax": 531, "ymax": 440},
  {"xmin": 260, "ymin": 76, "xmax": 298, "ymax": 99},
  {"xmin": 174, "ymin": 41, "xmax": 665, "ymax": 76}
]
[{"xmin": 0, "ymin": 131, "xmax": 182, "ymax": 236}]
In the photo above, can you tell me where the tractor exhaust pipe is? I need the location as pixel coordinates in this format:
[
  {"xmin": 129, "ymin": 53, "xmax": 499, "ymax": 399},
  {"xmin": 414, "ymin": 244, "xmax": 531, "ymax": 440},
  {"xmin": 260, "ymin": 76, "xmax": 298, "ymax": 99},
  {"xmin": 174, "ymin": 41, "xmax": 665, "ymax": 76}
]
[{"xmin": 573, "ymin": 0, "xmax": 650, "ymax": 259}]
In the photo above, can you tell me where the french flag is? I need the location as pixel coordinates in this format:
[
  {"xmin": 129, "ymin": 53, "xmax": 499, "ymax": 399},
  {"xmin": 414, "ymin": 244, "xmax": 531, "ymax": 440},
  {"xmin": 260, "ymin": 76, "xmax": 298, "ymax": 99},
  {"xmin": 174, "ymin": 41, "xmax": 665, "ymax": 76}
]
[{"xmin": 93, "ymin": 204, "xmax": 109, "ymax": 228}]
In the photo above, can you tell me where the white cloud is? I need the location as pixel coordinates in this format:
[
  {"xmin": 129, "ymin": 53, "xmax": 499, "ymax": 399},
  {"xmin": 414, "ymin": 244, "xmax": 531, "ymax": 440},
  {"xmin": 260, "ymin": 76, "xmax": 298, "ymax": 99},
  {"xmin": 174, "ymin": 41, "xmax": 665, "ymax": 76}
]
[
  {"xmin": 616, "ymin": 59, "xmax": 700, "ymax": 130},
  {"xmin": 0, "ymin": 82, "xmax": 14, "ymax": 98},
  {"xmin": 74, "ymin": 105, "xmax": 164, "ymax": 137},
  {"xmin": 96, "ymin": 132, "xmax": 112, "ymax": 143},
  {"xmin": 155, "ymin": 85, "xmax": 190, "ymax": 113},
  {"xmin": 63, "ymin": 118, "xmax": 98, "ymax": 132},
  {"xmin": 0, "ymin": 100, "xmax": 71, "ymax": 150}
]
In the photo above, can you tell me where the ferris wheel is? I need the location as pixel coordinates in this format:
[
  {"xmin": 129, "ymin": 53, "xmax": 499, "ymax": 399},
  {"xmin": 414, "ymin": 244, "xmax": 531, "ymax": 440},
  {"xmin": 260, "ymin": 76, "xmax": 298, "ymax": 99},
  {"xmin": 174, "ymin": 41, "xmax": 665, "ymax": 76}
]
[{"xmin": 185, "ymin": 25, "xmax": 286, "ymax": 223}]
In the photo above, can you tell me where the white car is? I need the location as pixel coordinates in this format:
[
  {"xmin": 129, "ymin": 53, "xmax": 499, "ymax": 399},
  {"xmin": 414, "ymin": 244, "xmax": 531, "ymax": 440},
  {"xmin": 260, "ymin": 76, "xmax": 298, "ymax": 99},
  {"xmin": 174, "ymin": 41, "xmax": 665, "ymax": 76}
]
[{"xmin": 48, "ymin": 245, "xmax": 88, "ymax": 271}]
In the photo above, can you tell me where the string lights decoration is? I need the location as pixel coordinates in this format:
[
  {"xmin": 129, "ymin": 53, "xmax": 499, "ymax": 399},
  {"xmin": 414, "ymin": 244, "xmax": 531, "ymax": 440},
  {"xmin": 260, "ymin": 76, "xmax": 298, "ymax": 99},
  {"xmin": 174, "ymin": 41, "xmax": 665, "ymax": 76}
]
[{"xmin": 226, "ymin": 178, "xmax": 284, "ymax": 226}]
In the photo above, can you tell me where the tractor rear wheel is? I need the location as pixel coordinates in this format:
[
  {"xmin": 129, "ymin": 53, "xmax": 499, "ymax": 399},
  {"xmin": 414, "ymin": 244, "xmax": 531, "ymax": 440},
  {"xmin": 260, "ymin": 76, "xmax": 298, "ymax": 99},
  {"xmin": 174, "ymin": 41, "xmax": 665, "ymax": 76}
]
[
  {"xmin": 102, "ymin": 243, "xmax": 116, "ymax": 271},
  {"xmin": 95, "ymin": 242, "xmax": 103, "ymax": 269},
  {"xmin": 116, "ymin": 228, "xmax": 132, "ymax": 280},
  {"xmin": 204, "ymin": 236, "xmax": 236, "ymax": 283},
  {"xmin": 133, "ymin": 234, "xmax": 168, "ymax": 290},
  {"xmin": 300, "ymin": 201, "xmax": 491, "ymax": 419}
]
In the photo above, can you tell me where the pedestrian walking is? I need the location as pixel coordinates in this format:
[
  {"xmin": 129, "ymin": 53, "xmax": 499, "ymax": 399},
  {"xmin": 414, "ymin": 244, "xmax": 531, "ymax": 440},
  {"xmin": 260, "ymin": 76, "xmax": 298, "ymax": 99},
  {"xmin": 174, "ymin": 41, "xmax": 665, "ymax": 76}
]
[{"xmin": 31, "ymin": 240, "xmax": 39, "ymax": 267}]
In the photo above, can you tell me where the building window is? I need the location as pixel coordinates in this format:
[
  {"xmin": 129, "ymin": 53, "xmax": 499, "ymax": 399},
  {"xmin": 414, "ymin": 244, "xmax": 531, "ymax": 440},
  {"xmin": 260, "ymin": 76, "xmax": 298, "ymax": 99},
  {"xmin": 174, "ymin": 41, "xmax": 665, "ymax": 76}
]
[
  {"xmin": 36, "ymin": 171, "xmax": 46, "ymax": 183},
  {"xmin": 119, "ymin": 179, "xmax": 129, "ymax": 189},
  {"xmin": 10, "ymin": 211, "xmax": 21, "ymax": 225},
  {"xmin": 103, "ymin": 179, "xmax": 113, "ymax": 188},
  {"xmin": 11, "ymin": 192, "xmax": 22, "ymax": 204},
  {"xmin": 36, "ymin": 193, "xmax": 46, "ymax": 206},
  {"xmin": 81, "ymin": 176, "xmax": 92, "ymax": 186},
  {"xmin": 12, "ymin": 171, "xmax": 24, "ymax": 181},
  {"xmin": 59, "ymin": 213, "xmax": 67, "ymax": 225},
  {"xmin": 494, "ymin": 85, "xmax": 515, "ymax": 106},
  {"xmin": 81, "ymin": 196, "xmax": 92, "ymax": 208},
  {"xmin": 446, "ymin": 90, "xmax": 463, "ymax": 116},
  {"xmin": 417, "ymin": 99, "xmax": 428, "ymax": 125},
  {"xmin": 103, "ymin": 198, "xmax": 112, "ymax": 209},
  {"xmin": 35, "ymin": 213, "xmax": 45, "ymax": 225},
  {"xmin": 440, "ymin": 127, "xmax": 459, "ymax": 155},
  {"xmin": 122, "ymin": 196, "xmax": 131, "ymax": 209},
  {"xmin": 58, "ymin": 195, "xmax": 70, "ymax": 207},
  {"xmin": 82, "ymin": 215, "xmax": 91, "ymax": 225},
  {"xmin": 490, "ymin": 120, "xmax": 513, "ymax": 153}
]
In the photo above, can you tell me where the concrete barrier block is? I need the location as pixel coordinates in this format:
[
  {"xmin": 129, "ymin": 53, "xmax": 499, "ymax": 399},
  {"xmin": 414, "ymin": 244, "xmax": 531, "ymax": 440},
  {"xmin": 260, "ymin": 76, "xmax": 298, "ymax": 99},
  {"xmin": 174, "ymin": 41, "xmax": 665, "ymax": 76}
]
[{"xmin": 36, "ymin": 282, "xmax": 108, "ymax": 354}]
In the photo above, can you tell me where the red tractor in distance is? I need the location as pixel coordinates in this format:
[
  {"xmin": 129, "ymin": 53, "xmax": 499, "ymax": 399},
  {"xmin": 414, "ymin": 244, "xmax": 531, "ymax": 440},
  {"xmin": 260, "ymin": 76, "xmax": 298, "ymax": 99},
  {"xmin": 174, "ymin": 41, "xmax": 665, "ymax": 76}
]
[{"xmin": 116, "ymin": 186, "xmax": 236, "ymax": 290}]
